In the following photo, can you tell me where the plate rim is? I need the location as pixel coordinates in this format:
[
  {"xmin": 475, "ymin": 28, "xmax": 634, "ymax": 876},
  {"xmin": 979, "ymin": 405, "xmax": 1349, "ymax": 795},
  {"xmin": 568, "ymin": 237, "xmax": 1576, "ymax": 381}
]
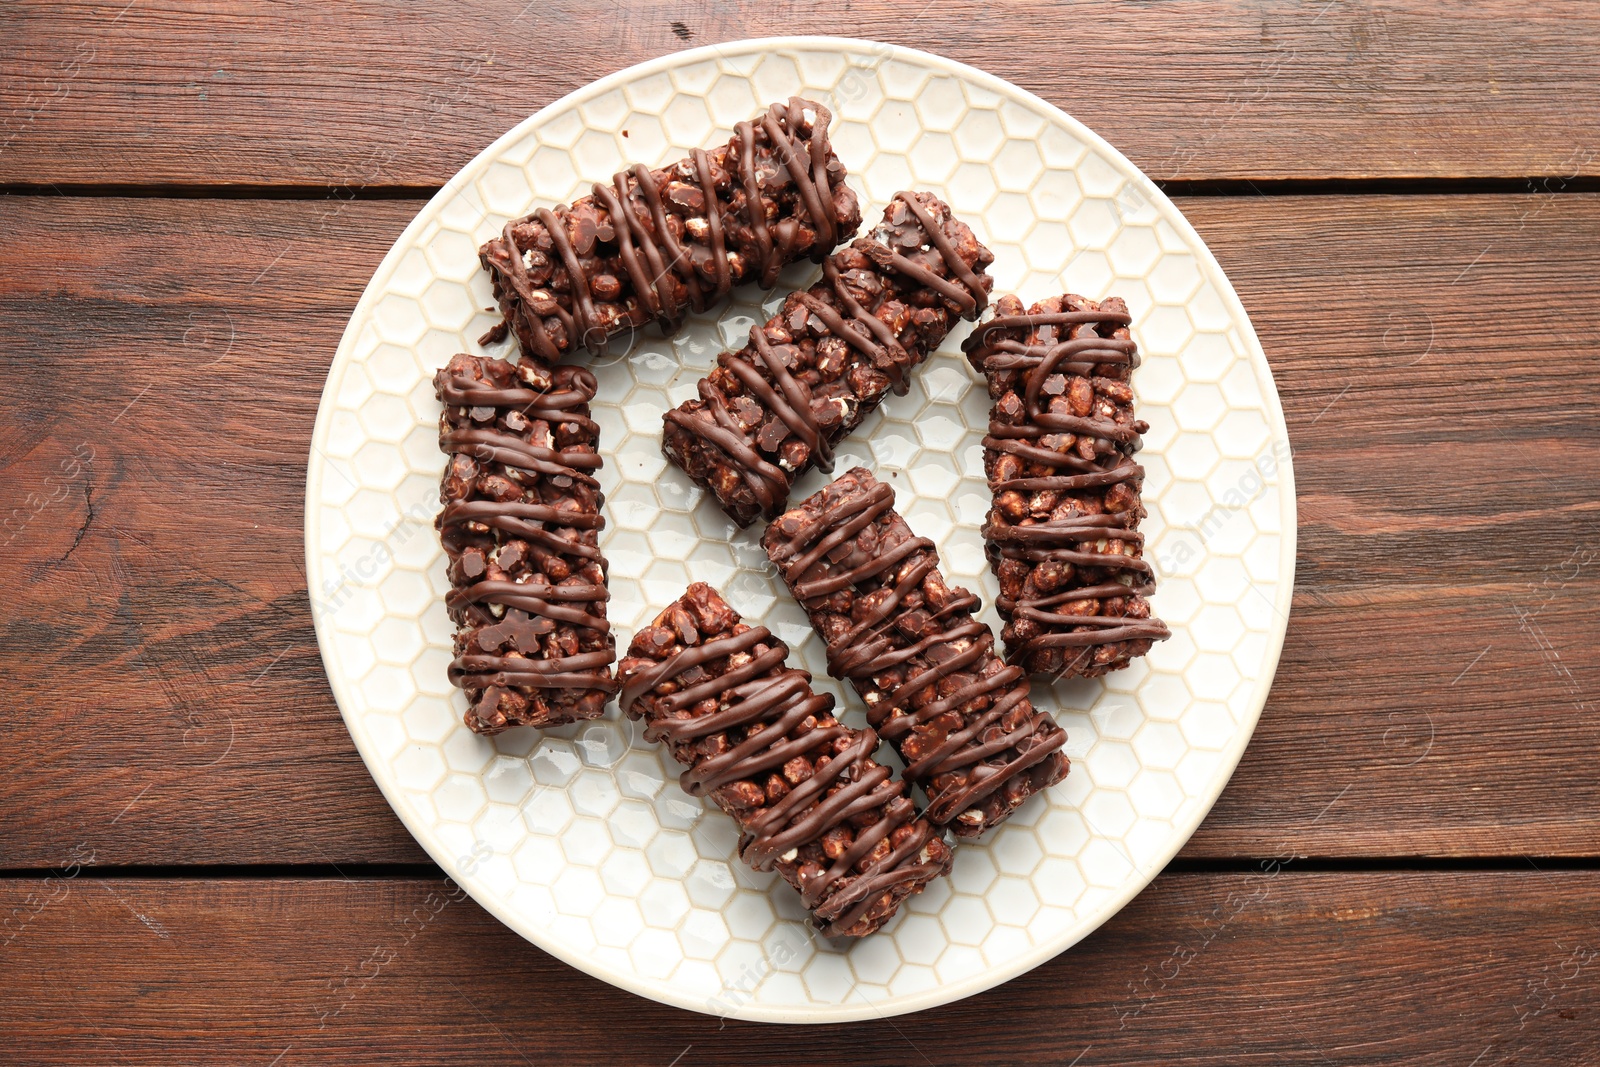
[{"xmin": 305, "ymin": 34, "xmax": 1298, "ymax": 1024}]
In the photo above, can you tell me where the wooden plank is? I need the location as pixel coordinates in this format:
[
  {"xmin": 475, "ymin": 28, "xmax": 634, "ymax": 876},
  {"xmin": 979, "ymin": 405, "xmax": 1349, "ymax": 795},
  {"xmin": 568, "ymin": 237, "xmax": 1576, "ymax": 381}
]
[
  {"xmin": 1183, "ymin": 191, "xmax": 1600, "ymax": 857},
  {"xmin": 0, "ymin": 197, "xmax": 431, "ymax": 868},
  {"xmin": 0, "ymin": 872, "xmax": 1594, "ymax": 1061},
  {"xmin": 0, "ymin": 192, "xmax": 1596, "ymax": 866},
  {"xmin": 3, "ymin": 1, "xmax": 1599, "ymax": 187}
]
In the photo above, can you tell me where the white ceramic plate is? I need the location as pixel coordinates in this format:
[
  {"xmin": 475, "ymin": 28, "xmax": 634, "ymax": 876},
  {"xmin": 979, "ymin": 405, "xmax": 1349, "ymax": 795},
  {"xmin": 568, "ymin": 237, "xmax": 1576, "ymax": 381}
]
[{"xmin": 306, "ymin": 36, "xmax": 1295, "ymax": 1024}]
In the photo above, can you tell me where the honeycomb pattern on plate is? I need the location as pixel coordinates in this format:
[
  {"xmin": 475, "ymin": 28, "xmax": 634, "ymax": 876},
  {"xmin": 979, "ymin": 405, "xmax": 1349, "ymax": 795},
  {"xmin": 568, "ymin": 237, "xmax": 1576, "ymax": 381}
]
[{"xmin": 306, "ymin": 38, "xmax": 1295, "ymax": 1024}]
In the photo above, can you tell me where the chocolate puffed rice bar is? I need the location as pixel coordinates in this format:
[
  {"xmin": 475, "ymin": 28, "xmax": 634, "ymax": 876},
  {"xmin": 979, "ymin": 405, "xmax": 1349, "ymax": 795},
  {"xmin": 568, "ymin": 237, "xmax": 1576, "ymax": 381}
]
[
  {"xmin": 662, "ymin": 190, "xmax": 993, "ymax": 526},
  {"xmin": 762, "ymin": 468, "xmax": 1070, "ymax": 837},
  {"xmin": 618, "ymin": 583, "xmax": 952, "ymax": 936},
  {"xmin": 961, "ymin": 294, "xmax": 1170, "ymax": 678},
  {"xmin": 479, "ymin": 97, "xmax": 862, "ymax": 360},
  {"xmin": 435, "ymin": 353, "xmax": 616, "ymax": 732}
]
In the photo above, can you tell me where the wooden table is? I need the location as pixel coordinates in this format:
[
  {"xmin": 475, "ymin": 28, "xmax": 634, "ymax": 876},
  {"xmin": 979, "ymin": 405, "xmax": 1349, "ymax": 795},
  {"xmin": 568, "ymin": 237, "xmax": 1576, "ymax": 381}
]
[{"xmin": 4, "ymin": 3, "xmax": 1598, "ymax": 1062}]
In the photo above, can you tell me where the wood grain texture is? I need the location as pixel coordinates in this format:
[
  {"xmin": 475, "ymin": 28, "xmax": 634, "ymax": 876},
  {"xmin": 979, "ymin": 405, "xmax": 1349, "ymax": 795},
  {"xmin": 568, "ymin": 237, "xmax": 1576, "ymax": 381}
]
[
  {"xmin": 0, "ymin": 196, "xmax": 431, "ymax": 868},
  {"xmin": 1182, "ymin": 190, "xmax": 1600, "ymax": 857},
  {"xmin": 1, "ymin": 872, "xmax": 1596, "ymax": 1062},
  {"xmin": 0, "ymin": 192, "xmax": 1596, "ymax": 866},
  {"xmin": 2, "ymin": 1, "xmax": 1599, "ymax": 187}
]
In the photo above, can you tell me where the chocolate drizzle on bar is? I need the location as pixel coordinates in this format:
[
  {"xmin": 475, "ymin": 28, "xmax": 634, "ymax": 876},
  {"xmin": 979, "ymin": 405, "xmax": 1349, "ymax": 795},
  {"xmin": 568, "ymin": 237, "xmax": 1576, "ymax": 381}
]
[
  {"xmin": 662, "ymin": 191, "xmax": 995, "ymax": 527},
  {"xmin": 763, "ymin": 469, "xmax": 1070, "ymax": 837},
  {"xmin": 434, "ymin": 354, "xmax": 617, "ymax": 732},
  {"xmin": 962, "ymin": 294, "xmax": 1170, "ymax": 678},
  {"xmin": 617, "ymin": 584, "xmax": 952, "ymax": 936},
  {"xmin": 479, "ymin": 98, "xmax": 862, "ymax": 361}
]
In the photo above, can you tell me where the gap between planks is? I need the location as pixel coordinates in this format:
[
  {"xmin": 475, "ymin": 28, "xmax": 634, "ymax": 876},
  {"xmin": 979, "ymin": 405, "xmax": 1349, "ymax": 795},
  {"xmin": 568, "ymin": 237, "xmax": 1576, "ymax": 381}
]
[
  {"xmin": 3, "ymin": 857, "xmax": 1600, "ymax": 881},
  {"xmin": 2, "ymin": 176, "xmax": 1599, "ymax": 201}
]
